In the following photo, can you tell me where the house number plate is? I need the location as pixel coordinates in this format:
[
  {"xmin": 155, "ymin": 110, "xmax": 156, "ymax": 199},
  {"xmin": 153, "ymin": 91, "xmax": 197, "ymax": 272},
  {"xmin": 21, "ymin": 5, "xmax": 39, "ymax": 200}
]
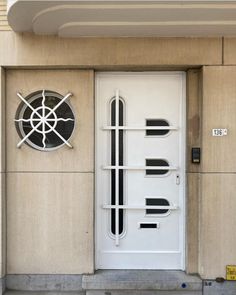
[
  {"xmin": 212, "ymin": 129, "xmax": 228, "ymax": 136},
  {"xmin": 226, "ymin": 265, "xmax": 236, "ymax": 280}
]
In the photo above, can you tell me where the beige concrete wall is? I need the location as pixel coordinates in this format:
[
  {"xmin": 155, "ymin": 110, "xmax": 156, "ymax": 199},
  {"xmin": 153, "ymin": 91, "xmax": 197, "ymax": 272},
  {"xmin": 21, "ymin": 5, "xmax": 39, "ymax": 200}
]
[
  {"xmin": 202, "ymin": 66, "xmax": 236, "ymax": 173},
  {"xmin": 186, "ymin": 69, "xmax": 202, "ymax": 274},
  {"xmin": 7, "ymin": 173, "xmax": 94, "ymax": 274},
  {"xmin": 199, "ymin": 66, "xmax": 236, "ymax": 279},
  {"xmin": 0, "ymin": 67, "xmax": 6, "ymax": 278},
  {"xmin": 0, "ymin": 32, "xmax": 222, "ymax": 67},
  {"xmin": 224, "ymin": 38, "xmax": 236, "ymax": 65},
  {"xmin": 200, "ymin": 174, "xmax": 236, "ymax": 279},
  {"xmin": 6, "ymin": 70, "xmax": 94, "ymax": 172},
  {"xmin": 6, "ymin": 69, "xmax": 94, "ymax": 274}
]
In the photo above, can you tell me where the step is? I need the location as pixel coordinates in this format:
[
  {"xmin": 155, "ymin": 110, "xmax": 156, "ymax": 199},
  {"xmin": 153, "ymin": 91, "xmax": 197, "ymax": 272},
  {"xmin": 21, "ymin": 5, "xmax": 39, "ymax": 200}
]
[
  {"xmin": 82, "ymin": 270, "xmax": 202, "ymax": 294},
  {"xmin": 5, "ymin": 291, "xmax": 200, "ymax": 295},
  {"xmin": 5, "ymin": 292, "xmax": 85, "ymax": 295},
  {"xmin": 86, "ymin": 292, "xmax": 201, "ymax": 295}
]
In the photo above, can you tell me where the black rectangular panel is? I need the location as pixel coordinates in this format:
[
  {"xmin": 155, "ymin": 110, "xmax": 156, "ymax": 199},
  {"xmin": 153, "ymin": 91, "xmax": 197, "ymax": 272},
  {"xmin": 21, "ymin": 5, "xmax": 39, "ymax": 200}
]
[{"xmin": 139, "ymin": 223, "xmax": 157, "ymax": 229}]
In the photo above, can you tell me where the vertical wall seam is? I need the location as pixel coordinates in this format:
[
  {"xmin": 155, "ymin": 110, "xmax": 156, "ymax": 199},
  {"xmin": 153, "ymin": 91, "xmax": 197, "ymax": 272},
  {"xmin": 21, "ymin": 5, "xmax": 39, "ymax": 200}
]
[
  {"xmin": 198, "ymin": 67, "xmax": 204, "ymax": 277},
  {"xmin": 198, "ymin": 68, "xmax": 203, "ymax": 277},
  {"xmin": 4, "ymin": 68, "xmax": 7, "ymax": 278},
  {"xmin": 222, "ymin": 37, "xmax": 225, "ymax": 65},
  {"xmin": 185, "ymin": 69, "xmax": 202, "ymax": 274},
  {"xmin": 92, "ymin": 70, "xmax": 96, "ymax": 273},
  {"xmin": 0, "ymin": 68, "xmax": 2, "ymax": 277},
  {"xmin": 3, "ymin": 67, "xmax": 6, "ymax": 279},
  {"xmin": 0, "ymin": 67, "xmax": 6, "ymax": 280}
]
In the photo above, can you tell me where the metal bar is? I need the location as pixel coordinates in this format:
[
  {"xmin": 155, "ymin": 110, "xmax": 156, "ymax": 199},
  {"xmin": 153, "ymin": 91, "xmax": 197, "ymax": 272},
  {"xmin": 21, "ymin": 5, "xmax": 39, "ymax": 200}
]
[
  {"xmin": 103, "ymin": 205, "xmax": 178, "ymax": 210},
  {"xmin": 103, "ymin": 126, "xmax": 178, "ymax": 130},
  {"xmin": 103, "ymin": 166, "xmax": 177, "ymax": 170},
  {"xmin": 45, "ymin": 121, "xmax": 73, "ymax": 148},
  {"xmin": 45, "ymin": 92, "xmax": 72, "ymax": 119},
  {"xmin": 14, "ymin": 119, "xmax": 41, "ymax": 122},
  {"xmin": 17, "ymin": 93, "xmax": 42, "ymax": 119},
  {"xmin": 42, "ymin": 90, "xmax": 46, "ymax": 149},
  {"xmin": 17, "ymin": 121, "xmax": 43, "ymax": 148},
  {"xmin": 115, "ymin": 89, "xmax": 119, "ymax": 247}
]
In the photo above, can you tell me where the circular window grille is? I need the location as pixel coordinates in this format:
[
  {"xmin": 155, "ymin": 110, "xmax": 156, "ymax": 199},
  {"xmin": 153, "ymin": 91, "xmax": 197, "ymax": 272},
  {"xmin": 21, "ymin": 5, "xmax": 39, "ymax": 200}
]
[{"xmin": 15, "ymin": 90, "xmax": 75, "ymax": 151}]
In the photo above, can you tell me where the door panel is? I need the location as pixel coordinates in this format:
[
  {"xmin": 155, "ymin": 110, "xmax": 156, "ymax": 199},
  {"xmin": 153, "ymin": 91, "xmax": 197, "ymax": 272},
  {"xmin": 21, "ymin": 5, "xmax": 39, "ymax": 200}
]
[{"xmin": 96, "ymin": 72, "xmax": 186, "ymax": 269}]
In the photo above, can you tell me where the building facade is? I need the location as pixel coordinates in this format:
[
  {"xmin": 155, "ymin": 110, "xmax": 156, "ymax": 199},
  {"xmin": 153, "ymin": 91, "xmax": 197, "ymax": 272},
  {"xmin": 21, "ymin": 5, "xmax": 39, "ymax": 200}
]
[{"xmin": 1, "ymin": 1, "xmax": 236, "ymax": 294}]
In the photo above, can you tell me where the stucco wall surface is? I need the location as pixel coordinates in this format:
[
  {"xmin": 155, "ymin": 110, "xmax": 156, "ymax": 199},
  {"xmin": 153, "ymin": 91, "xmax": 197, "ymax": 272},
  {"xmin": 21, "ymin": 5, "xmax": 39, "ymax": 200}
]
[
  {"xmin": 6, "ymin": 70, "xmax": 94, "ymax": 274},
  {"xmin": 0, "ymin": 32, "xmax": 223, "ymax": 67},
  {"xmin": 224, "ymin": 38, "xmax": 236, "ymax": 65},
  {"xmin": 0, "ymin": 68, "xmax": 6, "ymax": 279},
  {"xmin": 200, "ymin": 66, "xmax": 236, "ymax": 279},
  {"xmin": 186, "ymin": 69, "xmax": 202, "ymax": 275}
]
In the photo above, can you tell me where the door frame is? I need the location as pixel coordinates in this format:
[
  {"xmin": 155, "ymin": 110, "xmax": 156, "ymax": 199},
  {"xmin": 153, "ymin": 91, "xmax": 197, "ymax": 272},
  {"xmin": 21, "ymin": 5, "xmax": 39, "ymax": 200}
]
[{"xmin": 95, "ymin": 71, "xmax": 186, "ymax": 270}]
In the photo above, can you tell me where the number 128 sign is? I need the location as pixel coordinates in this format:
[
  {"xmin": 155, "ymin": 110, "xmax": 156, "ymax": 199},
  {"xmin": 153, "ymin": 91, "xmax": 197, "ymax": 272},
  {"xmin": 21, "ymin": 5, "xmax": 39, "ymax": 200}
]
[{"xmin": 212, "ymin": 129, "xmax": 228, "ymax": 136}]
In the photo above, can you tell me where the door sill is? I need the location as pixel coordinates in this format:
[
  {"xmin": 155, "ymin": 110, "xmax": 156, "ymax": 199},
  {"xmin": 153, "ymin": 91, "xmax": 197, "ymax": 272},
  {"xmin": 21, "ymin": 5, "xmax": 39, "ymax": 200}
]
[{"xmin": 82, "ymin": 270, "xmax": 202, "ymax": 291}]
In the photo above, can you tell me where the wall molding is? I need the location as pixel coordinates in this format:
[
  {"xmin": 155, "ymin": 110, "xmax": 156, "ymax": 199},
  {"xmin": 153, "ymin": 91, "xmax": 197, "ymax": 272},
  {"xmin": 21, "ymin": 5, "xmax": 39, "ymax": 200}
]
[{"xmin": 0, "ymin": 33, "xmax": 222, "ymax": 67}]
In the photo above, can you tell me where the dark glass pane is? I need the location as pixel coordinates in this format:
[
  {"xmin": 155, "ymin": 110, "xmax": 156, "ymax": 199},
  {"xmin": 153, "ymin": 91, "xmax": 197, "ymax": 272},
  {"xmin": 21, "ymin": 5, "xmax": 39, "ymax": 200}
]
[
  {"xmin": 111, "ymin": 98, "xmax": 124, "ymax": 236},
  {"xmin": 146, "ymin": 159, "xmax": 169, "ymax": 175},
  {"xmin": 146, "ymin": 198, "xmax": 170, "ymax": 214},
  {"xmin": 146, "ymin": 119, "xmax": 169, "ymax": 136},
  {"xmin": 15, "ymin": 91, "xmax": 75, "ymax": 151}
]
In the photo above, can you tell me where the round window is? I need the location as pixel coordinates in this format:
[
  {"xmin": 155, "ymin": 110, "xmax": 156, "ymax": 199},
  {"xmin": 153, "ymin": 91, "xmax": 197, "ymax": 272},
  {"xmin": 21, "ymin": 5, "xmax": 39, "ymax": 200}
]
[{"xmin": 15, "ymin": 90, "xmax": 75, "ymax": 151}]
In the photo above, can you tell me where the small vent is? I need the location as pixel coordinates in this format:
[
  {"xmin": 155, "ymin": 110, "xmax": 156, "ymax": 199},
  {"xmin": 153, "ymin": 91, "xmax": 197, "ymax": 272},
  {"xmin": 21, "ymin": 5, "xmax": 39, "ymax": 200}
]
[
  {"xmin": 146, "ymin": 119, "xmax": 170, "ymax": 136},
  {"xmin": 146, "ymin": 159, "xmax": 169, "ymax": 175},
  {"xmin": 146, "ymin": 198, "xmax": 170, "ymax": 215}
]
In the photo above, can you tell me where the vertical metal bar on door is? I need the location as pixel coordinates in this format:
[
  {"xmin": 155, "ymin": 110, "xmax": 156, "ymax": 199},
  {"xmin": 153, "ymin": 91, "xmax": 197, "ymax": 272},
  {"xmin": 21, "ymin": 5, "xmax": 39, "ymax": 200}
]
[{"xmin": 115, "ymin": 89, "xmax": 120, "ymax": 246}]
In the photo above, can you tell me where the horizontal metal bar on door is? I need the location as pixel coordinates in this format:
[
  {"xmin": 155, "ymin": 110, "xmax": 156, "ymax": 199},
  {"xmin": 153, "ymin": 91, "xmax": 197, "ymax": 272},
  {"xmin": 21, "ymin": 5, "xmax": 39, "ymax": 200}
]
[
  {"xmin": 102, "ymin": 205, "xmax": 179, "ymax": 210},
  {"xmin": 102, "ymin": 126, "xmax": 178, "ymax": 130},
  {"xmin": 103, "ymin": 166, "xmax": 177, "ymax": 170}
]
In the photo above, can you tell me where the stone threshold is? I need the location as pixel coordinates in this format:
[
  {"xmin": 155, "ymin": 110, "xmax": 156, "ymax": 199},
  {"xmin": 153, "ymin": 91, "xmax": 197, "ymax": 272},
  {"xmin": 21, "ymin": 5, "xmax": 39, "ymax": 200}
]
[
  {"xmin": 82, "ymin": 270, "xmax": 202, "ymax": 292},
  {"xmin": 3, "ymin": 272, "xmax": 236, "ymax": 295}
]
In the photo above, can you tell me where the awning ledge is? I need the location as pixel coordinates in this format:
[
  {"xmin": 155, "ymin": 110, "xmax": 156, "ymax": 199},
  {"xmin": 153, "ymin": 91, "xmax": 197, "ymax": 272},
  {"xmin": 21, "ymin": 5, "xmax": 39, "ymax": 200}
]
[{"xmin": 7, "ymin": 0, "xmax": 236, "ymax": 37}]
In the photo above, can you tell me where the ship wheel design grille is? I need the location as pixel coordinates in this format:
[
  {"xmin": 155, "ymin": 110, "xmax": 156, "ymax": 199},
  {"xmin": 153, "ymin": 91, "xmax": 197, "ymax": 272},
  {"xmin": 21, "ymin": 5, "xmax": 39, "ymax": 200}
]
[{"xmin": 15, "ymin": 90, "xmax": 75, "ymax": 151}]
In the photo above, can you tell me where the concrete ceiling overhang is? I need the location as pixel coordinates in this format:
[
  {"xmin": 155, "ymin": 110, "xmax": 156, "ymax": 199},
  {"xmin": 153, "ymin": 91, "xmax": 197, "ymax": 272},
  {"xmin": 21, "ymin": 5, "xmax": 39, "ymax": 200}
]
[{"xmin": 7, "ymin": 0, "xmax": 236, "ymax": 37}]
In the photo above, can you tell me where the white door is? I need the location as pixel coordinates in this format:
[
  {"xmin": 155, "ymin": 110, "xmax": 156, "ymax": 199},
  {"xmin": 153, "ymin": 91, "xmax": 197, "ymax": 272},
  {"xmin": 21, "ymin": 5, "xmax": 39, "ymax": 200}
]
[{"xmin": 96, "ymin": 72, "xmax": 186, "ymax": 270}]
